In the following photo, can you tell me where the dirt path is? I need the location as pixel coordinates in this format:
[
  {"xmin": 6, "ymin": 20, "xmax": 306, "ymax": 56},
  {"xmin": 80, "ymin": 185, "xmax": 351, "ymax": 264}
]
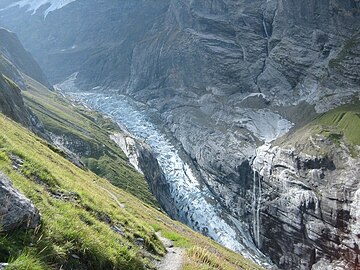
[
  {"xmin": 156, "ymin": 232, "xmax": 185, "ymax": 270},
  {"xmin": 97, "ymin": 185, "xmax": 184, "ymax": 269},
  {"xmin": 97, "ymin": 185, "xmax": 125, "ymax": 209}
]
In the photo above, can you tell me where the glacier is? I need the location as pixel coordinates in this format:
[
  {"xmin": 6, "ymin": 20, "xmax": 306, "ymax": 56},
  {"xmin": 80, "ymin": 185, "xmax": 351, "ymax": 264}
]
[{"xmin": 54, "ymin": 73, "xmax": 274, "ymax": 267}]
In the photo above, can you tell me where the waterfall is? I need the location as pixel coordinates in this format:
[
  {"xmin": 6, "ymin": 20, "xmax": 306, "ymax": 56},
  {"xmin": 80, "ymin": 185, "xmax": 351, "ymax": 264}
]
[
  {"xmin": 252, "ymin": 170, "xmax": 257, "ymax": 244},
  {"xmin": 256, "ymin": 171, "xmax": 262, "ymax": 248},
  {"xmin": 252, "ymin": 170, "xmax": 262, "ymax": 248},
  {"xmin": 262, "ymin": 19, "xmax": 269, "ymax": 38}
]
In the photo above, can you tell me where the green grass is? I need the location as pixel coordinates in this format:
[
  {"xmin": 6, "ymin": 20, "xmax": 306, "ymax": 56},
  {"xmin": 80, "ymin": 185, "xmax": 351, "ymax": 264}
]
[
  {"xmin": 276, "ymin": 101, "xmax": 360, "ymax": 157},
  {"xmin": 186, "ymin": 246, "xmax": 223, "ymax": 269},
  {"xmin": 2, "ymin": 75, "xmax": 19, "ymax": 90},
  {"xmin": 7, "ymin": 250, "xmax": 47, "ymax": 270},
  {"xmin": 314, "ymin": 102, "xmax": 360, "ymax": 146},
  {"xmin": 0, "ymin": 115, "xmax": 164, "ymax": 269},
  {"xmin": 20, "ymin": 159, "xmax": 59, "ymax": 187},
  {"xmin": 21, "ymin": 75, "xmax": 158, "ymax": 207},
  {"xmin": 161, "ymin": 230, "xmax": 191, "ymax": 248},
  {"xmin": 0, "ymin": 113, "xmax": 262, "ymax": 270}
]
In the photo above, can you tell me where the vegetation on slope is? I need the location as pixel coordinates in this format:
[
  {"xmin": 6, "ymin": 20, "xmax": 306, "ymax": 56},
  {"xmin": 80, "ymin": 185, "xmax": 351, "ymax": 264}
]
[
  {"xmin": 21, "ymin": 75, "xmax": 157, "ymax": 207},
  {"xmin": 0, "ymin": 113, "xmax": 261, "ymax": 270},
  {"xmin": 314, "ymin": 102, "xmax": 360, "ymax": 147},
  {"xmin": 277, "ymin": 101, "xmax": 360, "ymax": 157}
]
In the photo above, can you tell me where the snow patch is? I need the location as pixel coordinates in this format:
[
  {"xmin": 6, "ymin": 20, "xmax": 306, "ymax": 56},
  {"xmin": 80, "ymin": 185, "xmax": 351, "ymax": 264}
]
[
  {"xmin": 244, "ymin": 110, "xmax": 293, "ymax": 142},
  {"xmin": 5, "ymin": 0, "xmax": 77, "ymax": 17}
]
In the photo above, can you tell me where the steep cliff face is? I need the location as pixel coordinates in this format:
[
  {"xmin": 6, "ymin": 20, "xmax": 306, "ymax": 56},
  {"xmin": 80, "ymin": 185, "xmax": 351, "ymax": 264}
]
[
  {"xmin": 0, "ymin": 28, "xmax": 50, "ymax": 88},
  {"xmin": 0, "ymin": 1, "xmax": 359, "ymax": 269},
  {"xmin": 0, "ymin": 0, "xmax": 169, "ymax": 88},
  {"xmin": 111, "ymin": 133, "xmax": 181, "ymax": 220},
  {"xmin": 253, "ymin": 146, "xmax": 359, "ymax": 269},
  {"xmin": 0, "ymin": 28, "xmax": 45, "ymax": 129},
  {"xmin": 250, "ymin": 104, "xmax": 360, "ymax": 269}
]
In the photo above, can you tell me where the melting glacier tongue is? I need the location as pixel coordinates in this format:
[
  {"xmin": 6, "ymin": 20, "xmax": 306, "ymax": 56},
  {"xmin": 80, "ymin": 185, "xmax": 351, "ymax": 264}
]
[{"xmin": 62, "ymin": 90, "xmax": 272, "ymax": 266}]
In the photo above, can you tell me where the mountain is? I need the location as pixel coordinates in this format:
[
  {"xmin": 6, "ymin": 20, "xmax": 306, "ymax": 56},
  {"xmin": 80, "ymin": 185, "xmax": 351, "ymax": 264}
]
[
  {"xmin": 0, "ymin": 28, "xmax": 45, "ymax": 131},
  {"xmin": 0, "ymin": 28, "xmax": 50, "ymax": 88},
  {"xmin": 0, "ymin": 1, "xmax": 359, "ymax": 269},
  {"xmin": 0, "ymin": 28, "xmax": 258, "ymax": 270}
]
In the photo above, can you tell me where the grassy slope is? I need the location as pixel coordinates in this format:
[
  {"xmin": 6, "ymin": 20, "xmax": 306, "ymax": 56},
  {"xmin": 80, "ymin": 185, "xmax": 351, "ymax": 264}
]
[
  {"xmin": 314, "ymin": 102, "xmax": 360, "ymax": 147},
  {"xmin": 276, "ymin": 101, "xmax": 360, "ymax": 157},
  {"xmin": 21, "ymin": 75, "xmax": 158, "ymax": 207},
  {"xmin": 0, "ymin": 113, "xmax": 261, "ymax": 270}
]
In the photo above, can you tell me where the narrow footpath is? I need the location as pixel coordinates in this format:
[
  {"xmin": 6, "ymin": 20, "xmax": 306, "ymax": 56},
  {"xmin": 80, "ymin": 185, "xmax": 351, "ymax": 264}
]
[{"xmin": 156, "ymin": 232, "xmax": 185, "ymax": 270}]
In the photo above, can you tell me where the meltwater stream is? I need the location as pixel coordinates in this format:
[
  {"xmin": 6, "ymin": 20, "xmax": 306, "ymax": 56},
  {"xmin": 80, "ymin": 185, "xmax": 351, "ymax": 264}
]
[{"xmin": 64, "ymin": 90, "xmax": 270, "ymax": 266}]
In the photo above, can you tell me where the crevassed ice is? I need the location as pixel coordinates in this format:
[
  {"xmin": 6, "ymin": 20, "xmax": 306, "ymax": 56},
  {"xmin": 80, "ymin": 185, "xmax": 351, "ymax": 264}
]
[
  {"xmin": 55, "ymin": 73, "xmax": 271, "ymax": 266},
  {"xmin": 5, "ymin": 0, "xmax": 76, "ymax": 17},
  {"xmin": 64, "ymin": 91, "xmax": 270, "ymax": 264}
]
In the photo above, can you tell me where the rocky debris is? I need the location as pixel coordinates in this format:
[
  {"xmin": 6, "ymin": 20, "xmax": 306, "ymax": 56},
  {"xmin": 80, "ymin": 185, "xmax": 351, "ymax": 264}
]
[
  {"xmin": 95, "ymin": 212, "xmax": 111, "ymax": 225},
  {"xmin": 8, "ymin": 153, "xmax": 23, "ymax": 170},
  {"xmin": 0, "ymin": 263, "xmax": 8, "ymax": 270},
  {"xmin": 134, "ymin": 237, "xmax": 145, "ymax": 247},
  {"xmin": 111, "ymin": 225, "xmax": 125, "ymax": 237},
  {"xmin": 49, "ymin": 190, "xmax": 80, "ymax": 202},
  {"xmin": 0, "ymin": 171, "xmax": 40, "ymax": 231}
]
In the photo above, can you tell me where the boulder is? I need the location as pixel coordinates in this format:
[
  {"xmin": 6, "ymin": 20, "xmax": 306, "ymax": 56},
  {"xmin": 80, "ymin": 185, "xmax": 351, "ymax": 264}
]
[{"xmin": 0, "ymin": 172, "xmax": 40, "ymax": 231}]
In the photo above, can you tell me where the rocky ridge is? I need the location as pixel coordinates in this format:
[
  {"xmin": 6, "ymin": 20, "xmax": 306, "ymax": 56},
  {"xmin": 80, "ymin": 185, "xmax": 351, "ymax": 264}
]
[{"xmin": 0, "ymin": 28, "xmax": 46, "ymax": 133}]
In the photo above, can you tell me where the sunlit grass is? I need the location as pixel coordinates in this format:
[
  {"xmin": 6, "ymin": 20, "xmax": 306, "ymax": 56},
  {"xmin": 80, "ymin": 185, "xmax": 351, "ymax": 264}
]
[{"xmin": 314, "ymin": 102, "xmax": 360, "ymax": 147}]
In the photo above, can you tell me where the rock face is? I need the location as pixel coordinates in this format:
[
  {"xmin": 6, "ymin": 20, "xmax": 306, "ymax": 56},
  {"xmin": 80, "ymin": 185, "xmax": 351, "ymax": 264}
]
[
  {"xmin": 0, "ymin": 28, "xmax": 50, "ymax": 88},
  {"xmin": 0, "ymin": 72, "xmax": 30, "ymax": 126},
  {"xmin": 0, "ymin": 171, "xmax": 40, "ymax": 231},
  {"xmin": 135, "ymin": 139, "xmax": 182, "ymax": 220},
  {"xmin": 252, "ymin": 141, "xmax": 360, "ymax": 269},
  {"xmin": 110, "ymin": 132, "xmax": 180, "ymax": 219},
  {"xmin": 0, "ymin": 0, "xmax": 360, "ymax": 269},
  {"xmin": 0, "ymin": 28, "xmax": 47, "ymax": 132}
]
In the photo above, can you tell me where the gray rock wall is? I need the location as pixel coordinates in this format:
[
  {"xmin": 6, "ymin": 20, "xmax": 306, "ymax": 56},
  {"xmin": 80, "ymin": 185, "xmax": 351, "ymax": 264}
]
[
  {"xmin": 252, "ymin": 140, "xmax": 360, "ymax": 269},
  {"xmin": 0, "ymin": 28, "xmax": 50, "ymax": 88}
]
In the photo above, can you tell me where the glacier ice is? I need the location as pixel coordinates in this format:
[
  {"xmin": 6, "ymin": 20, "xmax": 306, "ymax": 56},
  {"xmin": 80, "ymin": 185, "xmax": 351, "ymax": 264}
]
[{"xmin": 54, "ymin": 74, "xmax": 275, "ymax": 267}]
